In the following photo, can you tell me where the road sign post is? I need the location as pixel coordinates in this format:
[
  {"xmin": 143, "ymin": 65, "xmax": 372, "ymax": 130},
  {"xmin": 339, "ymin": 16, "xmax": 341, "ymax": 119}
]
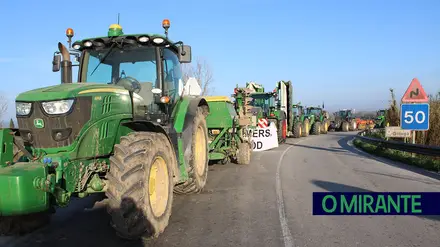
[{"xmin": 400, "ymin": 78, "xmax": 430, "ymax": 153}]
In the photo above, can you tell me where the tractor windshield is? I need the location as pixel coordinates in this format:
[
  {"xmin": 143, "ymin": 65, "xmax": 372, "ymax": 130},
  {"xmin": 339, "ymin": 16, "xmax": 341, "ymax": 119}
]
[
  {"xmin": 249, "ymin": 93, "xmax": 274, "ymax": 115},
  {"xmin": 308, "ymin": 108, "xmax": 322, "ymax": 115},
  {"xmin": 250, "ymin": 94, "xmax": 274, "ymax": 107},
  {"xmin": 292, "ymin": 107, "xmax": 299, "ymax": 116},
  {"xmin": 338, "ymin": 110, "xmax": 351, "ymax": 118},
  {"xmin": 79, "ymin": 46, "xmax": 182, "ymax": 100}
]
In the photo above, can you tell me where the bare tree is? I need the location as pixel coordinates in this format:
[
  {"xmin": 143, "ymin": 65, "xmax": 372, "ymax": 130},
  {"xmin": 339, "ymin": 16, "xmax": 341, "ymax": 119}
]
[
  {"xmin": 0, "ymin": 95, "xmax": 7, "ymax": 128},
  {"xmin": 181, "ymin": 57, "xmax": 214, "ymax": 96}
]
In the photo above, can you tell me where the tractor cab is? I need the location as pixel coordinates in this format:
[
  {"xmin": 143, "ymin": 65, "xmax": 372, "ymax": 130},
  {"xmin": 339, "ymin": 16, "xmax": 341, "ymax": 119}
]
[
  {"xmin": 248, "ymin": 92, "xmax": 276, "ymax": 118},
  {"xmin": 50, "ymin": 20, "xmax": 191, "ymax": 123},
  {"xmin": 292, "ymin": 104, "xmax": 304, "ymax": 117},
  {"xmin": 376, "ymin": 109, "xmax": 387, "ymax": 120},
  {"xmin": 336, "ymin": 109, "xmax": 353, "ymax": 119},
  {"xmin": 305, "ymin": 107, "xmax": 323, "ymax": 117}
]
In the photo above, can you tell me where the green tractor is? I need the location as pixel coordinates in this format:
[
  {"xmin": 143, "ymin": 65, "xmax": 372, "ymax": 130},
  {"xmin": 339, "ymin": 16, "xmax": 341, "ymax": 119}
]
[
  {"xmin": 304, "ymin": 106, "xmax": 326, "ymax": 135},
  {"xmin": 328, "ymin": 109, "xmax": 357, "ymax": 132},
  {"xmin": 291, "ymin": 103, "xmax": 308, "ymax": 138},
  {"xmin": 374, "ymin": 109, "xmax": 388, "ymax": 128},
  {"xmin": 0, "ymin": 20, "xmax": 251, "ymax": 239},
  {"xmin": 308, "ymin": 106, "xmax": 329, "ymax": 134}
]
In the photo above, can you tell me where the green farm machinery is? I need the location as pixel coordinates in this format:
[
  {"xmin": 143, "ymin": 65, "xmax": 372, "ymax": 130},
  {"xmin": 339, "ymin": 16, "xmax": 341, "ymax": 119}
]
[
  {"xmin": 303, "ymin": 107, "xmax": 320, "ymax": 135},
  {"xmin": 374, "ymin": 109, "xmax": 388, "ymax": 128},
  {"xmin": 304, "ymin": 106, "xmax": 329, "ymax": 135},
  {"xmin": 328, "ymin": 109, "xmax": 357, "ymax": 132},
  {"xmin": 291, "ymin": 103, "xmax": 308, "ymax": 138},
  {"xmin": 236, "ymin": 82, "xmax": 287, "ymax": 143},
  {"xmin": 0, "ymin": 20, "xmax": 251, "ymax": 239},
  {"xmin": 204, "ymin": 96, "xmax": 252, "ymax": 165}
]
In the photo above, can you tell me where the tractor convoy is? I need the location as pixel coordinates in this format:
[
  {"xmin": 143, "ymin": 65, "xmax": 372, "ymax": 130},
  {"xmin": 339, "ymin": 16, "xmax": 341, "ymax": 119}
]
[{"xmin": 0, "ymin": 19, "xmax": 378, "ymax": 240}]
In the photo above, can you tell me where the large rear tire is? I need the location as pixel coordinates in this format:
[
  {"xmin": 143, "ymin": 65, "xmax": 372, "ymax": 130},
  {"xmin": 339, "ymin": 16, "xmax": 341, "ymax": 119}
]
[
  {"xmin": 174, "ymin": 107, "xmax": 209, "ymax": 194},
  {"xmin": 106, "ymin": 132, "xmax": 175, "ymax": 239},
  {"xmin": 302, "ymin": 119, "xmax": 310, "ymax": 137},
  {"xmin": 311, "ymin": 122, "xmax": 321, "ymax": 135}
]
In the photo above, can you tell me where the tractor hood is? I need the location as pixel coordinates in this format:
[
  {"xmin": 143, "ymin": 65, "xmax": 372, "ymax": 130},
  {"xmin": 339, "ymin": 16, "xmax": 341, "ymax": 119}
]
[{"xmin": 16, "ymin": 83, "xmax": 126, "ymax": 101}]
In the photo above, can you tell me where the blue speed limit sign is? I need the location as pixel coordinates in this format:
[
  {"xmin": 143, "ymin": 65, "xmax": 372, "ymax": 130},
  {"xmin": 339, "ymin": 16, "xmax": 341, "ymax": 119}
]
[{"xmin": 400, "ymin": 103, "xmax": 430, "ymax": 130}]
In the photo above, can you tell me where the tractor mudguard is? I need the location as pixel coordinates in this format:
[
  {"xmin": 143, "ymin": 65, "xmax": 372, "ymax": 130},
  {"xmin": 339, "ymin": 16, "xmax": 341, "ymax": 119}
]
[
  {"xmin": 174, "ymin": 97, "xmax": 209, "ymax": 170},
  {"xmin": 0, "ymin": 162, "xmax": 49, "ymax": 216}
]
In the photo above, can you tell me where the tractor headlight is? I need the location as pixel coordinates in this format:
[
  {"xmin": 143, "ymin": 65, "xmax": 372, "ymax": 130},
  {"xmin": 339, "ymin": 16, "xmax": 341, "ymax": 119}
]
[
  {"xmin": 42, "ymin": 99, "xmax": 74, "ymax": 115},
  {"xmin": 16, "ymin": 102, "xmax": 32, "ymax": 116}
]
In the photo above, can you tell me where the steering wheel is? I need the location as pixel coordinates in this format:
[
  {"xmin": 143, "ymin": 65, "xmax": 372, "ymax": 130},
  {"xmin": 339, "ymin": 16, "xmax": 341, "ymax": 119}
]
[{"xmin": 115, "ymin": 75, "xmax": 142, "ymax": 94}]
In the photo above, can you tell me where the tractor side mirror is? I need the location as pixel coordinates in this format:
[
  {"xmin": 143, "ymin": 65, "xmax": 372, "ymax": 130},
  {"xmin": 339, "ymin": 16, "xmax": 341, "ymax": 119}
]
[
  {"xmin": 178, "ymin": 45, "xmax": 192, "ymax": 63},
  {"xmin": 52, "ymin": 54, "xmax": 61, "ymax": 72}
]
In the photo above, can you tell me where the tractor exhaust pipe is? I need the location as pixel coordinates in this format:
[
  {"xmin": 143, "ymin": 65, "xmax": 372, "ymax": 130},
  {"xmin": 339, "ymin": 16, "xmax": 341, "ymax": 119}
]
[{"xmin": 58, "ymin": 42, "xmax": 72, "ymax": 84}]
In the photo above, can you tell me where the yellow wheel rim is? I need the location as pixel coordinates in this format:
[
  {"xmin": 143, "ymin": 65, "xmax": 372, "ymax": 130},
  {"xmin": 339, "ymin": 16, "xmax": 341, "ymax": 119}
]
[
  {"xmin": 149, "ymin": 156, "xmax": 169, "ymax": 218},
  {"xmin": 194, "ymin": 125, "xmax": 207, "ymax": 177}
]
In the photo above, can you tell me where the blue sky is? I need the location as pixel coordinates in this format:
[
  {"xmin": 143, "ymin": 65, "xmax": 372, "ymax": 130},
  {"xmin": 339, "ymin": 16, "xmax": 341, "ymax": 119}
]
[{"xmin": 1, "ymin": 0, "xmax": 440, "ymax": 121}]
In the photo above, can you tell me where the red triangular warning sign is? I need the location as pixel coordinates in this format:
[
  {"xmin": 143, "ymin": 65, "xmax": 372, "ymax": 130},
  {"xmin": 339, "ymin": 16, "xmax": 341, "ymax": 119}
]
[{"xmin": 401, "ymin": 78, "xmax": 429, "ymax": 103}]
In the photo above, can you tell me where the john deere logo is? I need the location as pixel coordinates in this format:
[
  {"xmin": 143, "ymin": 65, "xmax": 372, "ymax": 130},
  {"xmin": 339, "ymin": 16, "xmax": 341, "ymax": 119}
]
[{"xmin": 34, "ymin": 118, "xmax": 44, "ymax": 128}]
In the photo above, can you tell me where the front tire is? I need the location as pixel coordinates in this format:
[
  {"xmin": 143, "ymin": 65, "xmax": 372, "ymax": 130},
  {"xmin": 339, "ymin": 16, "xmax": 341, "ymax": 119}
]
[
  {"xmin": 349, "ymin": 119, "xmax": 357, "ymax": 131},
  {"xmin": 342, "ymin": 122, "xmax": 349, "ymax": 132},
  {"xmin": 106, "ymin": 132, "xmax": 175, "ymax": 239},
  {"xmin": 293, "ymin": 122, "xmax": 302, "ymax": 138},
  {"xmin": 174, "ymin": 107, "xmax": 209, "ymax": 194},
  {"xmin": 311, "ymin": 122, "xmax": 321, "ymax": 135}
]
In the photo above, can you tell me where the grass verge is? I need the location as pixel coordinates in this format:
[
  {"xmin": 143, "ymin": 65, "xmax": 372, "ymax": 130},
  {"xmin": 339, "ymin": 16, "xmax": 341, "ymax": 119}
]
[{"xmin": 353, "ymin": 138, "xmax": 440, "ymax": 173}]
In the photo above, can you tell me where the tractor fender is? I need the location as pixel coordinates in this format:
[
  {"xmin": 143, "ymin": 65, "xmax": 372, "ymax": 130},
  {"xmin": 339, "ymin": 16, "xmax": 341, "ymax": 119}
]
[
  {"xmin": 180, "ymin": 97, "xmax": 209, "ymax": 160},
  {"xmin": 173, "ymin": 96, "xmax": 210, "ymax": 176}
]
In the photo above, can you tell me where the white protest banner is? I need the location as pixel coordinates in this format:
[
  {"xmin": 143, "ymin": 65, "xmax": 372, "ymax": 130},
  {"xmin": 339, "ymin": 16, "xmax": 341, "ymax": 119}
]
[{"xmin": 242, "ymin": 121, "xmax": 279, "ymax": 152}]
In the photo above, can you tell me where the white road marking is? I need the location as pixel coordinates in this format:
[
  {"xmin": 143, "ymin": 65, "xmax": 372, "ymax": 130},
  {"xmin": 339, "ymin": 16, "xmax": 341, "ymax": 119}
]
[{"xmin": 276, "ymin": 139, "xmax": 305, "ymax": 247}]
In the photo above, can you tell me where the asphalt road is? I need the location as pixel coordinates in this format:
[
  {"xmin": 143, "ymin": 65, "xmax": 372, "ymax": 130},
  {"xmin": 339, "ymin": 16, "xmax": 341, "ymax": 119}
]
[{"xmin": 2, "ymin": 132, "xmax": 440, "ymax": 247}]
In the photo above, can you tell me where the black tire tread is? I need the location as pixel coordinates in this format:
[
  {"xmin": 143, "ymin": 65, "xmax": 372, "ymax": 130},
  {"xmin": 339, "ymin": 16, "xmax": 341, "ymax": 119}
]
[
  {"xmin": 293, "ymin": 122, "xmax": 302, "ymax": 138},
  {"xmin": 312, "ymin": 122, "xmax": 321, "ymax": 135},
  {"xmin": 106, "ymin": 131, "xmax": 175, "ymax": 239}
]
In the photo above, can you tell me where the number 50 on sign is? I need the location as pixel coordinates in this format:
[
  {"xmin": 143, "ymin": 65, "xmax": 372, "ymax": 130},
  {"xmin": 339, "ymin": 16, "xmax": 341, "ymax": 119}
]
[{"xmin": 400, "ymin": 103, "xmax": 430, "ymax": 131}]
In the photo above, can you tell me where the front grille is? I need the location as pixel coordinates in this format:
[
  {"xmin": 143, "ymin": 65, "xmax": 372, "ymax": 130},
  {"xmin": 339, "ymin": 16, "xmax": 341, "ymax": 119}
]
[{"xmin": 17, "ymin": 97, "xmax": 92, "ymax": 149}]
